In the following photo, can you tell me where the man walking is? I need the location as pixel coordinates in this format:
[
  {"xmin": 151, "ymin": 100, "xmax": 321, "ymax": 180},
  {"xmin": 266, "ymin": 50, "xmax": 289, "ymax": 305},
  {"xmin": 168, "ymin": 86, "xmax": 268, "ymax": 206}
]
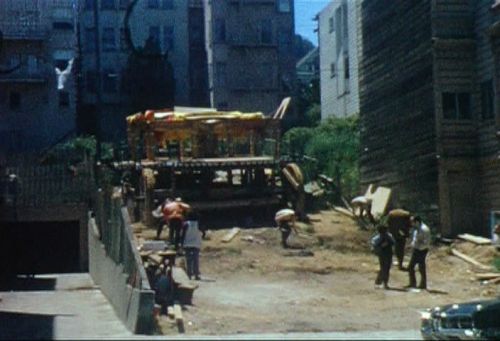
[
  {"xmin": 407, "ymin": 215, "xmax": 431, "ymax": 290},
  {"xmin": 371, "ymin": 225, "xmax": 395, "ymax": 289},
  {"xmin": 387, "ymin": 208, "xmax": 411, "ymax": 270},
  {"xmin": 183, "ymin": 211, "xmax": 202, "ymax": 280}
]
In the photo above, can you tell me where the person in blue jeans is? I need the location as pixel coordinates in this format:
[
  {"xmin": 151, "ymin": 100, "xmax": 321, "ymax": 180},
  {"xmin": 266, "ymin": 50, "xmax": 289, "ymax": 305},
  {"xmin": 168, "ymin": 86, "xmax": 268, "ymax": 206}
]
[{"xmin": 183, "ymin": 211, "xmax": 202, "ymax": 280}]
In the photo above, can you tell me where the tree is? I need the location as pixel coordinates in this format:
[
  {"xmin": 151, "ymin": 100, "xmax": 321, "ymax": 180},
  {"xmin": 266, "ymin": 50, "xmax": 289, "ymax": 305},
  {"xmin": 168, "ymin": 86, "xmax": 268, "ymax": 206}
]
[
  {"xmin": 293, "ymin": 34, "xmax": 315, "ymax": 62},
  {"xmin": 121, "ymin": 36, "xmax": 175, "ymax": 112},
  {"xmin": 294, "ymin": 78, "xmax": 320, "ymax": 127}
]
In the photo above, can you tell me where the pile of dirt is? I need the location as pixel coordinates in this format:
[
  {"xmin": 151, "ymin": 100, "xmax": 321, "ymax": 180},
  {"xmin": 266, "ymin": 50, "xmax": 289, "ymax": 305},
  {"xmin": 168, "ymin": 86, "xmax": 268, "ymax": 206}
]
[{"xmin": 452, "ymin": 240, "xmax": 499, "ymax": 268}]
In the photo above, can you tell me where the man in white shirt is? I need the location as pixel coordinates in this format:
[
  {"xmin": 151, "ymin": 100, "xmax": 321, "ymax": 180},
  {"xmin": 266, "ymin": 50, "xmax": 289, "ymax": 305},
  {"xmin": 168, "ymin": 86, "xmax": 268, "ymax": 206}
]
[{"xmin": 406, "ymin": 215, "xmax": 431, "ymax": 290}]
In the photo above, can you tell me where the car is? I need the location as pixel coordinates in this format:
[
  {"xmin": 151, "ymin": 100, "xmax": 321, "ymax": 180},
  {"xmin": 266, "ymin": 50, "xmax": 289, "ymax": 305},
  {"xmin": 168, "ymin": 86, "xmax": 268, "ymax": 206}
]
[{"xmin": 420, "ymin": 298, "xmax": 500, "ymax": 340}]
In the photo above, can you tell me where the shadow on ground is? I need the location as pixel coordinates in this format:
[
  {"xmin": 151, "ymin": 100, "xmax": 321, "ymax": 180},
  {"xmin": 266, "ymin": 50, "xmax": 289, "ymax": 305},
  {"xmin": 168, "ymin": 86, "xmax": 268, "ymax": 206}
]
[
  {"xmin": 0, "ymin": 311, "xmax": 55, "ymax": 340},
  {"xmin": 0, "ymin": 277, "xmax": 56, "ymax": 292}
]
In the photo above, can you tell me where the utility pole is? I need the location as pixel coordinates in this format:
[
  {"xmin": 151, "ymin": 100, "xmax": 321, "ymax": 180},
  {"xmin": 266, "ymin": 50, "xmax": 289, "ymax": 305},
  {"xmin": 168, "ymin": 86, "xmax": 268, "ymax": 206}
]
[{"xmin": 93, "ymin": 0, "xmax": 102, "ymax": 162}]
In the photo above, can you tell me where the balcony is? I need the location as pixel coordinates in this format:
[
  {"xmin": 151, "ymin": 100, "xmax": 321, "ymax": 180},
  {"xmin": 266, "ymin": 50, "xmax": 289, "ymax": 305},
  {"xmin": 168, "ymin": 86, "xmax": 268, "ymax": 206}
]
[
  {"xmin": 189, "ymin": 0, "xmax": 203, "ymax": 8},
  {"xmin": 0, "ymin": 22, "xmax": 47, "ymax": 40},
  {"xmin": 0, "ymin": 65, "xmax": 49, "ymax": 83}
]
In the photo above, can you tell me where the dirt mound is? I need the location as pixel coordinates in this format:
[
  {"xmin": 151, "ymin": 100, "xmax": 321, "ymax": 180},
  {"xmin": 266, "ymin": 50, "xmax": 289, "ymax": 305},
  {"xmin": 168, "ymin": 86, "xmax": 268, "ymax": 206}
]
[{"xmin": 453, "ymin": 240, "xmax": 498, "ymax": 268}]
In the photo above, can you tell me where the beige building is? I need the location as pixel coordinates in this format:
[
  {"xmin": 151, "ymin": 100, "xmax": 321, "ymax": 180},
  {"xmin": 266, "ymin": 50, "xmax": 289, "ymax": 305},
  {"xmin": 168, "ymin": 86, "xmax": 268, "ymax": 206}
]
[
  {"xmin": 78, "ymin": 0, "xmax": 197, "ymax": 141},
  {"xmin": 203, "ymin": 0, "xmax": 296, "ymax": 114},
  {"xmin": 0, "ymin": 0, "xmax": 78, "ymax": 157}
]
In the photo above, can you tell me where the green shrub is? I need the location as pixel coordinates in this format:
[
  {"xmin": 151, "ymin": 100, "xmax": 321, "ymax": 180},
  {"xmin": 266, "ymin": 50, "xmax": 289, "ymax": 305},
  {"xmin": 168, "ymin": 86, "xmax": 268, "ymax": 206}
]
[{"xmin": 282, "ymin": 115, "xmax": 360, "ymax": 201}]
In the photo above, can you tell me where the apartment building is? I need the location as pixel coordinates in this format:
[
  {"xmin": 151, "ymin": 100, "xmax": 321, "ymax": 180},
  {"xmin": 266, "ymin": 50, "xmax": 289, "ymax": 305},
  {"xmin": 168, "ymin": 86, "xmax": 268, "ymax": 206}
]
[
  {"xmin": 317, "ymin": 0, "xmax": 361, "ymax": 120},
  {"xmin": 78, "ymin": 0, "xmax": 204, "ymax": 141},
  {"xmin": 203, "ymin": 0, "xmax": 295, "ymax": 115},
  {"xmin": 0, "ymin": 0, "xmax": 78, "ymax": 157},
  {"xmin": 296, "ymin": 46, "xmax": 319, "ymax": 86},
  {"xmin": 359, "ymin": 0, "xmax": 500, "ymax": 237}
]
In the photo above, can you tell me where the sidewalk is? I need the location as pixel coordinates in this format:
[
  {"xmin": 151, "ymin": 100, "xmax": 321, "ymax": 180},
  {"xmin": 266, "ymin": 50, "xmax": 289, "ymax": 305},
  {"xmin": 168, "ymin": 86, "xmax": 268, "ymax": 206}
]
[{"xmin": 0, "ymin": 273, "xmax": 132, "ymax": 339}]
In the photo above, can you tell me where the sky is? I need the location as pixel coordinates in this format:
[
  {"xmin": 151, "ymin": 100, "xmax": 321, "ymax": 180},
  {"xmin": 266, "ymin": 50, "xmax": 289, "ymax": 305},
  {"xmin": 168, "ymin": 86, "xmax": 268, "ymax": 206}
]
[{"xmin": 295, "ymin": 0, "xmax": 330, "ymax": 46}]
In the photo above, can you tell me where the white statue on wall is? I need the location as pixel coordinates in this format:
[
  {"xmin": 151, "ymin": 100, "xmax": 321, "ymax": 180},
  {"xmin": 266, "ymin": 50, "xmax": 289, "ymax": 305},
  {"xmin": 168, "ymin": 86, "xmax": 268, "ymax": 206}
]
[{"xmin": 55, "ymin": 58, "xmax": 74, "ymax": 90}]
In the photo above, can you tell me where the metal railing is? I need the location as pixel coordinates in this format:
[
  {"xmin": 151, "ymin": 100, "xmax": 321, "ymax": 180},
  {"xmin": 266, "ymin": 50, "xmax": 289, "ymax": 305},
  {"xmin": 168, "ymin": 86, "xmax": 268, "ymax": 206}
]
[{"xmin": 0, "ymin": 151, "xmax": 94, "ymax": 207}]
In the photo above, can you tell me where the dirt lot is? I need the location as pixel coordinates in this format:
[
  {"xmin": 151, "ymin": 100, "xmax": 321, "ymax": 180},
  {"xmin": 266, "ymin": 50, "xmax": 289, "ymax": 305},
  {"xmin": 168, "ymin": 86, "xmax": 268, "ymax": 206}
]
[{"xmin": 134, "ymin": 209, "xmax": 500, "ymax": 336}]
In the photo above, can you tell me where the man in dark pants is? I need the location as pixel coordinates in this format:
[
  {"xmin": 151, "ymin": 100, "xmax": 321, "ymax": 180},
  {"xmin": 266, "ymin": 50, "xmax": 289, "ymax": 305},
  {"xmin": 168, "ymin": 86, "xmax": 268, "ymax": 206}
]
[
  {"xmin": 278, "ymin": 220, "xmax": 293, "ymax": 248},
  {"xmin": 154, "ymin": 264, "xmax": 174, "ymax": 315},
  {"xmin": 387, "ymin": 208, "xmax": 411, "ymax": 270},
  {"xmin": 162, "ymin": 197, "xmax": 190, "ymax": 250},
  {"xmin": 407, "ymin": 215, "xmax": 431, "ymax": 290},
  {"xmin": 371, "ymin": 225, "xmax": 395, "ymax": 289}
]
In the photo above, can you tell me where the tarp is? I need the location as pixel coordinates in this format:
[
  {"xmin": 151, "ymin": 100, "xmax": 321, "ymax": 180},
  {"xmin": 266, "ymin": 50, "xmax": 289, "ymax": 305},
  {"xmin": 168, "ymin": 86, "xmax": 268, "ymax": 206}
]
[{"xmin": 275, "ymin": 208, "xmax": 296, "ymax": 223}]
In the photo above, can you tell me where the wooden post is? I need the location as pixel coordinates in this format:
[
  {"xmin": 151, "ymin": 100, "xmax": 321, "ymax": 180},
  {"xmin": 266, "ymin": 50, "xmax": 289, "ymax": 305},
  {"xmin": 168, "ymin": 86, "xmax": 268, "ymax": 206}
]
[
  {"xmin": 145, "ymin": 125, "xmax": 156, "ymax": 161},
  {"xmin": 170, "ymin": 167, "xmax": 176, "ymax": 194},
  {"xmin": 250, "ymin": 130, "xmax": 255, "ymax": 156},
  {"xmin": 228, "ymin": 132, "xmax": 234, "ymax": 157}
]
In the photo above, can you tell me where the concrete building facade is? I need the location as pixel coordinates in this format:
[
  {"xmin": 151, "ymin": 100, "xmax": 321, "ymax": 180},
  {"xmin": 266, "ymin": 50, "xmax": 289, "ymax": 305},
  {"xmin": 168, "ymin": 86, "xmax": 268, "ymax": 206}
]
[
  {"xmin": 203, "ymin": 0, "xmax": 296, "ymax": 114},
  {"xmin": 78, "ymin": 0, "xmax": 206, "ymax": 141},
  {"xmin": 318, "ymin": 0, "xmax": 361, "ymax": 120},
  {"xmin": 359, "ymin": 0, "xmax": 500, "ymax": 237},
  {"xmin": 0, "ymin": 0, "xmax": 78, "ymax": 157}
]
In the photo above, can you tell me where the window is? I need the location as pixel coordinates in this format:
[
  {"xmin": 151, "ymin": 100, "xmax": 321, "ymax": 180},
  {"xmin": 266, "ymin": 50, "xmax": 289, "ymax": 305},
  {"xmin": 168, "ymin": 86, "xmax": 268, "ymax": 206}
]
[
  {"xmin": 161, "ymin": 0, "xmax": 173, "ymax": 9},
  {"xmin": 216, "ymin": 62, "xmax": 227, "ymax": 87},
  {"xmin": 102, "ymin": 27, "xmax": 116, "ymax": 51},
  {"xmin": 330, "ymin": 63, "xmax": 336, "ymax": 78},
  {"xmin": 84, "ymin": 0, "xmax": 93, "ymax": 10},
  {"xmin": 85, "ymin": 28, "xmax": 95, "ymax": 52},
  {"xmin": 59, "ymin": 91, "xmax": 70, "ymax": 107},
  {"xmin": 86, "ymin": 71, "xmax": 97, "ymax": 93},
  {"xmin": 27, "ymin": 55, "xmax": 39, "ymax": 74},
  {"xmin": 9, "ymin": 92, "xmax": 21, "ymax": 110},
  {"xmin": 329, "ymin": 17, "xmax": 334, "ymax": 33},
  {"xmin": 103, "ymin": 70, "xmax": 117, "ymax": 93},
  {"xmin": 120, "ymin": 27, "xmax": 128, "ymax": 51},
  {"xmin": 278, "ymin": 28, "xmax": 291, "ymax": 53},
  {"xmin": 344, "ymin": 56, "xmax": 349, "ymax": 79},
  {"xmin": 481, "ymin": 80, "xmax": 494, "ymax": 120},
  {"xmin": 214, "ymin": 18, "xmax": 226, "ymax": 43},
  {"xmin": 335, "ymin": 7, "xmax": 342, "ymax": 58},
  {"xmin": 149, "ymin": 26, "xmax": 160, "ymax": 45},
  {"xmin": 53, "ymin": 21, "xmax": 74, "ymax": 31},
  {"xmin": 163, "ymin": 25, "xmax": 174, "ymax": 51},
  {"xmin": 119, "ymin": 0, "xmax": 129, "ymax": 9},
  {"xmin": 261, "ymin": 19, "xmax": 273, "ymax": 44},
  {"xmin": 278, "ymin": 0, "xmax": 290, "ymax": 12},
  {"xmin": 442, "ymin": 92, "xmax": 471, "ymax": 120},
  {"xmin": 147, "ymin": 0, "xmax": 159, "ymax": 8},
  {"xmin": 54, "ymin": 59, "xmax": 68, "ymax": 71},
  {"xmin": 262, "ymin": 63, "xmax": 276, "ymax": 88},
  {"xmin": 101, "ymin": 0, "xmax": 115, "ymax": 10}
]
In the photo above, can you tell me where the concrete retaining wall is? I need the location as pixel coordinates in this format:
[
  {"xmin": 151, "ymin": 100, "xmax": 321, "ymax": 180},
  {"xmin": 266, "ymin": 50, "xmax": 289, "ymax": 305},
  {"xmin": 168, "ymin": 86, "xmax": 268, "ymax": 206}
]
[{"xmin": 88, "ymin": 212, "xmax": 155, "ymax": 334}]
